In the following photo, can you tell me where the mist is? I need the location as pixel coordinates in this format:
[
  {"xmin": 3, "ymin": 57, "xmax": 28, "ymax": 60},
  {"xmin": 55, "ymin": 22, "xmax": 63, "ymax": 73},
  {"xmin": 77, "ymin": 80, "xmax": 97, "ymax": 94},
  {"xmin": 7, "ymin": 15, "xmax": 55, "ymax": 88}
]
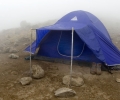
[{"xmin": 0, "ymin": 0, "xmax": 120, "ymax": 34}]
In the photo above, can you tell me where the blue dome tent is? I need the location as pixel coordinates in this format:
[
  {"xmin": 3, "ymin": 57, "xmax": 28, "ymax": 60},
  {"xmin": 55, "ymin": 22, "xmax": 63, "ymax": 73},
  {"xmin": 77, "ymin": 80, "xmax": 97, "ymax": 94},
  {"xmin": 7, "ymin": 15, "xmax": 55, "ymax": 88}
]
[{"xmin": 25, "ymin": 10, "xmax": 120, "ymax": 66}]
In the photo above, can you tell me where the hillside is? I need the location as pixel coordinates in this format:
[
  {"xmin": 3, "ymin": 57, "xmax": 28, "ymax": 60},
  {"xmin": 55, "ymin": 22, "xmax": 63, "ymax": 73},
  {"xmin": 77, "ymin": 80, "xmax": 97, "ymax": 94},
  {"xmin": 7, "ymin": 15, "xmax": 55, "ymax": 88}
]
[{"xmin": 0, "ymin": 21, "xmax": 120, "ymax": 100}]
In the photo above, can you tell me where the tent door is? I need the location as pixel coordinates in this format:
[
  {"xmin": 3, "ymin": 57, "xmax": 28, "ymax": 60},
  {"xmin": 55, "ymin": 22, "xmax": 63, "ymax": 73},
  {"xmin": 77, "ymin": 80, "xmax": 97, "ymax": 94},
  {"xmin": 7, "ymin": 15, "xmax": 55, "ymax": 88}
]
[{"xmin": 57, "ymin": 31, "xmax": 85, "ymax": 58}]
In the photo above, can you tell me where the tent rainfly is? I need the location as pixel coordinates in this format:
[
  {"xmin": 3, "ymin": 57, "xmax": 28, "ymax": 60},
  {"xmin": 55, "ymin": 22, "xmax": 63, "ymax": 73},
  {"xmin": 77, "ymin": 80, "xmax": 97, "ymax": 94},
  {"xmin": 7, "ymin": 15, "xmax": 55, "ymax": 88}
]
[{"xmin": 25, "ymin": 10, "xmax": 120, "ymax": 66}]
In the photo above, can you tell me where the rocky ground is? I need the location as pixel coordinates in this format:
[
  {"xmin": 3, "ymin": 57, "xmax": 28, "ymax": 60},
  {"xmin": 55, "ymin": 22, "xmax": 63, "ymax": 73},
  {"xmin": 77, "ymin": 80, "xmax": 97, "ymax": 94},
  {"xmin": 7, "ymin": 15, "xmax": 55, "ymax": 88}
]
[{"xmin": 0, "ymin": 29, "xmax": 120, "ymax": 100}]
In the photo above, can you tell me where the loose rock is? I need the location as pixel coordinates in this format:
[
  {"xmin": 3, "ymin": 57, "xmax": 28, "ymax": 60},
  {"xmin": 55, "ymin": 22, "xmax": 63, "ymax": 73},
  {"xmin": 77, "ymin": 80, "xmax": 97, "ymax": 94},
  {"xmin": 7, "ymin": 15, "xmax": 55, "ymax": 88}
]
[
  {"xmin": 63, "ymin": 75, "xmax": 84, "ymax": 86},
  {"xmin": 54, "ymin": 87, "xmax": 76, "ymax": 97},
  {"xmin": 23, "ymin": 43, "xmax": 28, "ymax": 46},
  {"xmin": 20, "ymin": 77, "xmax": 32, "ymax": 85},
  {"xmin": 9, "ymin": 54, "xmax": 19, "ymax": 59},
  {"xmin": 32, "ymin": 65, "xmax": 44, "ymax": 79},
  {"xmin": 116, "ymin": 78, "xmax": 120, "ymax": 83},
  {"xmin": 11, "ymin": 71, "xmax": 18, "ymax": 75}
]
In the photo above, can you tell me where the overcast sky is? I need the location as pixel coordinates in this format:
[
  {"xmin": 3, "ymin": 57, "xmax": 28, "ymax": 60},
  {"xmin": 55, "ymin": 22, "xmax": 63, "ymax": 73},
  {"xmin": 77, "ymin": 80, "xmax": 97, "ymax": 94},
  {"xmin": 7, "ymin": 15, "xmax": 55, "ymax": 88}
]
[{"xmin": 0, "ymin": 0, "xmax": 120, "ymax": 30}]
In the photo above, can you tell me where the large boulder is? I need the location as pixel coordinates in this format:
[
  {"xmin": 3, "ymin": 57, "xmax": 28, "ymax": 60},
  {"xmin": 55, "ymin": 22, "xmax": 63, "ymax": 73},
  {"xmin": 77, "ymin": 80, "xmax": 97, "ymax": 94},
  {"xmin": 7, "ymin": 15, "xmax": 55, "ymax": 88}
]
[
  {"xmin": 20, "ymin": 77, "xmax": 32, "ymax": 85},
  {"xmin": 63, "ymin": 75, "xmax": 84, "ymax": 87},
  {"xmin": 9, "ymin": 54, "xmax": 19, "ymax": 59},
  {"xmin": 32, "ymin": 65, "xmax": 44, "ymax": 79},
  {"xmin": 54, "ymin": 87, "xmax": 76, "ymax": 97}
]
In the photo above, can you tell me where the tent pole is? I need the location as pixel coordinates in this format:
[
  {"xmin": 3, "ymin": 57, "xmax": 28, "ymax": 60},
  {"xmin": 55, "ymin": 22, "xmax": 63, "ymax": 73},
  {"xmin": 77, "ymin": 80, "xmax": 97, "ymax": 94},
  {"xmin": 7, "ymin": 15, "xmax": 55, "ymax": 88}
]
[
  {"xmin": 30, "ymin": 29, "xmax": 32, "ymax": 76},
  {"xmin": 70, "ymin": 27, "xmax": 74, "ymax": 87}
]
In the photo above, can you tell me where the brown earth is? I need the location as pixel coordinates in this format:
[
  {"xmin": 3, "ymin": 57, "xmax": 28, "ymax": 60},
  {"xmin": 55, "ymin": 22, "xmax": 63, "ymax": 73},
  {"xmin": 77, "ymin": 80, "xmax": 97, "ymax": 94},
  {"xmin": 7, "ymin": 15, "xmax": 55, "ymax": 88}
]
[{"xmin": 0, "ymin": 29, "xmax": 120, "ymax": 100}]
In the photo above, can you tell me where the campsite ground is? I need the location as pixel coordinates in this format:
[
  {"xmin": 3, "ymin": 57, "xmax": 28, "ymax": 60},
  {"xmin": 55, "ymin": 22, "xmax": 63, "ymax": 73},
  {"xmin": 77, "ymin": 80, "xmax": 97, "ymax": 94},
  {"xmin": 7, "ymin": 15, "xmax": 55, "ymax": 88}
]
[{"xmin": 0, "ymin": 29, "xmax": 120, "ymax": 100}]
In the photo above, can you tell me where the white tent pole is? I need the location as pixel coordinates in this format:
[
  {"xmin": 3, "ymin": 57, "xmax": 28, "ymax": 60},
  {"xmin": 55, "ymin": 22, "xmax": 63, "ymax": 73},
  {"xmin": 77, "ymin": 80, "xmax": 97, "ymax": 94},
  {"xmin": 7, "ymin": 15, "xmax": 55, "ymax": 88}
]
[
  {"xmin": 70, "ymin": 27, "xmax": 74, "ymax": 86},
  {"xmin": 30, "ymin": 29, "xmax": 32, "ymax": 76}
]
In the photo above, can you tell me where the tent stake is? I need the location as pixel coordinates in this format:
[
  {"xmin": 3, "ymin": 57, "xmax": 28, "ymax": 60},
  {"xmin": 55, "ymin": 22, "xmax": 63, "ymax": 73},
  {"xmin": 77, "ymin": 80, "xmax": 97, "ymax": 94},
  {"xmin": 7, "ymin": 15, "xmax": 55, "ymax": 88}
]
[{"xmin": 70, "ymin": 27, "xmax": 74, "ymax": 87}]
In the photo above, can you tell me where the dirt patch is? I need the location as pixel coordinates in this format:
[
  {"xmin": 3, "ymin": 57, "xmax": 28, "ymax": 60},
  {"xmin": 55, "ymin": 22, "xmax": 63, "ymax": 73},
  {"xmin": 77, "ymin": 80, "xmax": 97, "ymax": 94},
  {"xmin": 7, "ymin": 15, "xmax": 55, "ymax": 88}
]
[{"xmin": 0, "ymin": 52, "xmax": 120, "ymax": 100}]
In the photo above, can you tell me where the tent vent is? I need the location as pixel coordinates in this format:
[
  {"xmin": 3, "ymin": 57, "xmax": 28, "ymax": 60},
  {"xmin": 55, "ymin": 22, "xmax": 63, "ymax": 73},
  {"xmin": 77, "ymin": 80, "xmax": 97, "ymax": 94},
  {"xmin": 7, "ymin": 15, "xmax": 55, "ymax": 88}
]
[{"xmin": 71, "ymin": 16, "xmax": 77, "ymax": 21}]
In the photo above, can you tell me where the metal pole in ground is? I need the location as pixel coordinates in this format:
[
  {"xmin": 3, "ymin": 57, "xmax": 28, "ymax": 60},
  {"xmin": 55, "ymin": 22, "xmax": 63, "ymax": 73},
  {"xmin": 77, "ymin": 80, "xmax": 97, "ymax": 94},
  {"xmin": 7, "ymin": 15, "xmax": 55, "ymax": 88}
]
[
  {"xmin": 30, "ymin": 29, "xmax": 32, "ymax": 76},
  {"xmin": 70, "ymin": 27, "xmax": 74, "ymax": 87}
]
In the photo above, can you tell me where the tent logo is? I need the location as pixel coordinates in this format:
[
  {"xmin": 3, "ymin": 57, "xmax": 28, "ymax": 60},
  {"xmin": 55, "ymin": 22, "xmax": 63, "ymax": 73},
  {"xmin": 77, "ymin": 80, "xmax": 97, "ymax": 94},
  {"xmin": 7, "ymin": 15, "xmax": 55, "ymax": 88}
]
[{"xmin": 71, "ymin": 16, "xmax": 78, "ymax": 21}]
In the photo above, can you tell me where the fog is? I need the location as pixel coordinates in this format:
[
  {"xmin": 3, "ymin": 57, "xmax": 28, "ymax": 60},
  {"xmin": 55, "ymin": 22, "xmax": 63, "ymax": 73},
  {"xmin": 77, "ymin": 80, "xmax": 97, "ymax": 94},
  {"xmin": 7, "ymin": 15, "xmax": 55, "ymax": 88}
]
[{"xmin": 0, "ymin": 0, "xmax": 120, "ymax": 34}]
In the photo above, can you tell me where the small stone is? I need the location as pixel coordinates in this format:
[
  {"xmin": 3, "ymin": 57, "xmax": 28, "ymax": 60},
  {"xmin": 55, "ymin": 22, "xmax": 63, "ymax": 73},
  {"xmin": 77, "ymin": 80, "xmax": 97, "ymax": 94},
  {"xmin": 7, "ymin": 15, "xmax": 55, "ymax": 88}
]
[
  {"xmin": 23, "ymin": 43, "xmax": 28, "ymax": 46},
  {"xmin": 8, "ymin": 83, "xmax": 14, "ymax": 87},
  {"xmin": 20, "ymin": 77, "xmax": 32, "ymax": 85},
  {"xmin": 9, "ymin": 53, "xmax": 19, "ymax": 59},
  {"xmin": 11, "ymin": 71, "xmax": 18, "ymax": 75},
  {"xmin": 116, "ymin": 78, "xmax": 120, "ymax": 83},
  {"xmin": 32, "ymin": 65, "xmax": 44, "ymax": 79},
  {"xmin": 49, "ymin": 87, "xmax": 55, "ymax": 92},
  {"xmin": 103, "ymin": 94, "xmax": 110, "ymax": 100},
  {"xmin": 45, "ymin": 93, "xmax": 52, "ymax": 99},
  {"xmin": 54, "ymin": 87, "xmax": 76, "ymax": 97},
  {"xmin": 63, "ymin": 75, "xmax": 84, "ymax": 87}
]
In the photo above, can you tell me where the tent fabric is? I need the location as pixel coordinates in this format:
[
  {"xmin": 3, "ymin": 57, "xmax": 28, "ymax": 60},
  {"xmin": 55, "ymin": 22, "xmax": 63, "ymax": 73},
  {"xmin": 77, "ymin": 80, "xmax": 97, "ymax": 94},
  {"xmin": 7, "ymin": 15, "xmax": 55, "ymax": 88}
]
[
  {"xmin": 25, "ymin": 40, "xmax": 36, "ymax": 54},
  {"xmin": 25, "ymin": 10, "xmax": 120, "ymax": 66},
  {"xmin": 89, "ymin": 25, "xmax": 120, "ymax": 66},
  {"xmin": 26, "ymin": 29, "xmax": 50, "ymax": 54},
  {"xmin": 75, "ymin": 26, "xmax": 105, "ymax": 62},
  {"xmin": 36, "ymin": 30, "xmax": 101, "ymax": 63}
]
